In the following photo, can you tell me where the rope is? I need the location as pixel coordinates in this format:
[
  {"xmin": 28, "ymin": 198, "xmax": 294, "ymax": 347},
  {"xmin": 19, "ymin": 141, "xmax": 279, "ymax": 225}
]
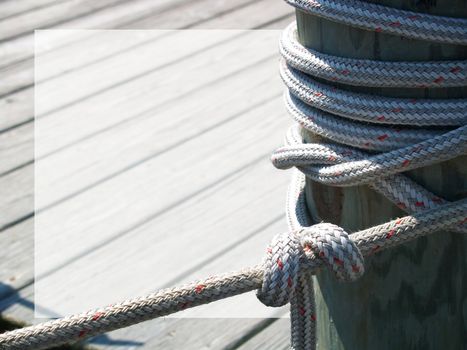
[
  {"xmin": 285, "ymin": 0, "xmax": 467, "ymax": 44},
  {"xmin": 280, "ymin": 23, "xmax": 467, "ymax": 89},
  {"xmin": 0, "ymin": 201, "xmax": 464, "ymax": 350},
  {"xmin": 273, "ymin": 1, "xmax": 465, "ymax": 346},
  {"xmin": 0, "ymin": 0, "xmax": 465, "ymax": 349},
  {"xmin": 268, "ymin": 1, "xmax": 466, "ymax": 347}
]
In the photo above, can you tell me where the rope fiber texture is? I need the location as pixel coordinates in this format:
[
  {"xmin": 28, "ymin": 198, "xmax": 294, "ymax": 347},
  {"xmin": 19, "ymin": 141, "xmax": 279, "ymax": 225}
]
[{"xmin": 0, "ymin": 0, "xmax": 465, "ymax": 349}]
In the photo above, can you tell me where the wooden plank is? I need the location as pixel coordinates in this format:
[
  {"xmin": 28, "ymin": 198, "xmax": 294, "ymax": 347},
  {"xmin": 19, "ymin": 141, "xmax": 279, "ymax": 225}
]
[
  {"xmin": 0, "ymin": 122, "xmax": 290, "ymax": 345},
  {"xmin": 0, "ymin": 220, "xmax": 33, "ymax": 300},
  {"xmin": 0, "ymin": 146, "xmax": 289, "ymax": 298},
  {"xmin": 297, "ymin": 0, "xmax": 467, "ymax": 349},
  {"xmin": 97, "ymin": 319, "xmax": 285, "ymax": 350},
  {"xmin": 0, "ymin": 164, "xmax": 33, "ymax": 232},
  {"xmin": 0, "ymin": 0, "xmax": 289, "ymax": 131},
  {"xmin": 0, "ymin": 0, "xmax": 61, "ymax": 21},
  {"xmin": 0, "ymin": 32, "xmax": 254, "ymax": 164},
  {"xmin": 138, "ymin": 316, "xmax": 290, "ymax": 350},
  {"xmin": 2, "ymin": 27, "xmax": 286, "ymax": 300},
  {"xmin": 0, "ymin": 0, "xmax": 186, "ymax": 95},
  {"xmin": 0, "ymin": 122, "xmax": 32, "ymax": 176},
  {"xmin": 3, "ymin": 10, "xmax": 288, "ymax": 230},
  {"xmin": 121, "ymin": 0, "xmax": 258, "ymax": 29},
  {"xmin": 0, "ymin": 0, "xmax": 195, "ymax": 68},
  {"xmin": 0, "ymin": 32, "xmax": 278, "ymax": 226},
  {"xmin": 0, "ymin": 31, "xmax": 165, "ymax": 98},
  {"xmin": 0, "ymin": 89, "xmax": 32, "ymax": 132},
  {"xmin": 34, "ymin": 93, "xmax": 286, "ymax": 287},
  {"xmin": 184, "ymin": 0, "xmax": 292, "ymax": 29},
  {"xmin": 0, "ymin": 0, "xmax": 129, "ymax": 43},
  {"xmin": 0, "ymin": 219, "xmax": 289, "ymax": 348},
  {"xmin": 34, "ymin": 31, "xmax": 240, "ymax": 117},
  {"xmin": 0, "ymin": 0, "xmax": 277, "ymax": 98},
  {"xmin": 0, "ymin": 3, "xmax": 296, "ymax": 348},
  {"xmin": 18, "ymin": 60, "xmax": 288, "ymax": 350},
  {"xmin": 0, "ymin": 286, "xmax": 34, "ymax": 326},
  {"xmin": 0, "ymin": 0, "xmax": 254, "ymax": 74},
  {"xmin": 36, "ymin": 63, "xmax": 278, "ymax": 201},
  {"xmin": 35, "ymin": 142, "xmax": 288, "ymax": 316},
  {"xmin": 235, "ymin": 318, "xmax": 291, "ymax": 350},
  {"xmin": 125, "ymin": 0, "xmax": 287, "ymax": 29},
  {"xmin": 257, "ymin": 13, "xmax": 295, "ymax": 30}
]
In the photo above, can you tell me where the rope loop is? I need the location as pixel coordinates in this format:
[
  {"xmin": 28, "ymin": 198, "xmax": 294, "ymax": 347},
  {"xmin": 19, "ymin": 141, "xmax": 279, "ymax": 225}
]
[
  {"xmin": 257, "ymin": 223, "xmax": 365, "ymax": 307},
  {"xmin": 257, "ymin": 231, "xmax": 301, "ymax": 307},
  {"xmin": 301, "ymin": 223, "xmax": 364, "ymax": 282}
]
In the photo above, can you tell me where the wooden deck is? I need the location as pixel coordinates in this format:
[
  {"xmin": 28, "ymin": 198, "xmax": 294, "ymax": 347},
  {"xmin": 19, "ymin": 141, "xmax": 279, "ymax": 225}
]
[{"xmin": 0, "ymin": 0, "xmax": 294, "ymax": 349}]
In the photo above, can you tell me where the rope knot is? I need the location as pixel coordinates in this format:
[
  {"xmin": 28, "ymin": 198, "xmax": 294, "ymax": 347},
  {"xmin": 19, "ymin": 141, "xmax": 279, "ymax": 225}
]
[
  {"xmin": 301, "ymin": 223, "xmax": 365, "ymax": 282},
  {"xmin": 257, "ymin": 223, "xmax": 364, "ymax": 307}
]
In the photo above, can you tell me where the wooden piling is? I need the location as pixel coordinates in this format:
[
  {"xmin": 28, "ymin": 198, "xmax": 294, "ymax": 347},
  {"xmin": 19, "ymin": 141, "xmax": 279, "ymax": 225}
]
[{"xmin": 296, "ymin": 1, "xmax": 467, "ymax": 349}]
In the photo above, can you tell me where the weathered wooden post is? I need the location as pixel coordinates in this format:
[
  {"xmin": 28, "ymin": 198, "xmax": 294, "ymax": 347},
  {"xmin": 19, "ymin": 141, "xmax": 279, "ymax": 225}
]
[{"xmin": 296, "ymin": 1, "xmax": 467, "ymax": 349}]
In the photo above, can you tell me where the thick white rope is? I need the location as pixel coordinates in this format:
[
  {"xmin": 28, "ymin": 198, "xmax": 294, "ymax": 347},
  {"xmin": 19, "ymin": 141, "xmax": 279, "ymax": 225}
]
[
  {"xmin": 280, "ymin": 23, "xmax": 467, "ymax": 89},
  {"xmin": 285, "ymin": 0, "xmax": 467, "ymax": 44},
  {"xmin": 0, "ymin": 0, "xmax": 465, "ymax": 349},
  {"xmin": 268, "ymin": 1, "xmax": 466, "ymax": 347}
]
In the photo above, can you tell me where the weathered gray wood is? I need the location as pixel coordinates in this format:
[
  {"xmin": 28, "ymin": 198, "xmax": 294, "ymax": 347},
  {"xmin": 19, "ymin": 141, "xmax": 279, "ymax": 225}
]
[
  {"xmin": 0, "ymin": 122, "xmax": 32, "ymax": 175},
  {"xmin": 0, "ymin": 0, "xmax": 131, "ymax": 43},
  {"xmin": 33, "ymin": 97, "xmax": 288, "ymax": 314},
  {"xmin": 0, "ymin": 0, "xmax": 61, "ymax": 21},
  {"xmin": 0, "ymin": 9, "xmax": 294, "ymax": 347},
  {"xmin": 0, "ymin": 0, "xmax": 257, "ymax": 98},
  {"xmin": 121, "ymin": 0, "xmax": 258, "ymax": 29},
  {"xmin": 297, "ymin": 1, "xmax": 467, "ymax": 349},
  {"xmin": 0, "ymin": 0, "xmax": 184, "ymax": 68},
  {"xmin": 0, "ymin": 31, "xmax": 165, "ymax": 97},
  {"xmin": 0, "ymin": 0, "xmax": 292, "ymax": 203},
  {"xmin": 235, "ymin": 318, "xmax": 291, "ymax": 350},
  {"xmin": 0, "ymin": 0, "xmax": 262, "ymax": 137},
  {"xmin": 0, "ymin": 165, "xmax": 33, "ymax": 231},
  {"xmin": 0, "ymin": 89, "xmax": 33, "ymax": 132},
  {"xmin": 0, "ymin": 32, "xmax": 278, "ymax": 228},
  {"xmin": 84, "ymin": 207, "xmax": 289, "ymax": 348},
  {"xmin": 0, "ymin": 220, "xmax": 33, "ymax": 300},
  {"xmin": 0, "ymin": 282, "xmax": 286, "ymax": 350},
  {"xmin": 0, "ymin": 200, "xmax": 289, "ymax": 346},
  {"xmin": 263, "ymin": 13, "xmax": 295, "ymax": 30},
  {"xmin": 130, "ymin": 0, "xmax": 292, "ymax": 29}
]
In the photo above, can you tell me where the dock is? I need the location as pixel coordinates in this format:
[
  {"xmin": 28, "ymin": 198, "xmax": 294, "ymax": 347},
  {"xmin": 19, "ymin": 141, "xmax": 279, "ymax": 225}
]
[{"xmin": 0, "ymin": 0, "xmax": 295, "ymax": 349}]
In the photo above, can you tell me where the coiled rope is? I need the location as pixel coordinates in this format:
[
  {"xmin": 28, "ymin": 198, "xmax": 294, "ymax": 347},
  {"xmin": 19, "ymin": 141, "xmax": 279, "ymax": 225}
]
[{"xmin": 0, "ymin": 0, "xmax": 465, "ymax": 349}]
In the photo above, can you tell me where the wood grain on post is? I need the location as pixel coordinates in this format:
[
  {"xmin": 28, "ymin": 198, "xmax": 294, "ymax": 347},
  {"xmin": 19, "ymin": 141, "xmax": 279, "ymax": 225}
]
[{"xmin": 296, "ymin": 1, "xmax": 467, "ymax": 349}]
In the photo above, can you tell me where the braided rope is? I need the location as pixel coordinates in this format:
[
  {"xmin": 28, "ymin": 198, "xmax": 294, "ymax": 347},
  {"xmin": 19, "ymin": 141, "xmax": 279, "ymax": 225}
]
[
  {"xmin": 0, "ymin": 0, "xmax": 465, "ymax": 349},
  {"xmin": 271, "ymin": 1, "xmax": 466, "ymax": 348},
  {"xmin": 0, "ymin": 200, "xmax": 464, "ymax": 350},
  {"xmin": 280, "ymin": 23, "xmax": 467, "ymax": 88},
  {"xmin": 285, "ymin": 0, "xmax": 467, "ymax": 44},
  {"xmin": 281, "ymin": 58, "xmax": 466, "ymax": 127}
]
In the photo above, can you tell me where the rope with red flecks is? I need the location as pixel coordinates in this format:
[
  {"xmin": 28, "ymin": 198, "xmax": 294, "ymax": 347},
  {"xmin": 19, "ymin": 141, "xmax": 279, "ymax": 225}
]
[
  {"xmin": 0, "ymin": 0, "xmax": 465, "ymax": 349},
  {"xmin": 268, "ymin": 0, "xmax": 466, "ymax": 347},
  {"xmin": 0, "ymin": 200, "xmax": 464, "ymax": 350}
]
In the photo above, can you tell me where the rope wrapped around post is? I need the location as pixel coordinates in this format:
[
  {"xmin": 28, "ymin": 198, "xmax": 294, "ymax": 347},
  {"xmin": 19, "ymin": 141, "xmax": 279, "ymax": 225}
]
[
  {"xmin": 265, "ymin": 0, "xmax": 466, "ymax": 346},
  {"xmin": 0, "ymin": 0, "xmax": 465, "ymax": 349}
]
